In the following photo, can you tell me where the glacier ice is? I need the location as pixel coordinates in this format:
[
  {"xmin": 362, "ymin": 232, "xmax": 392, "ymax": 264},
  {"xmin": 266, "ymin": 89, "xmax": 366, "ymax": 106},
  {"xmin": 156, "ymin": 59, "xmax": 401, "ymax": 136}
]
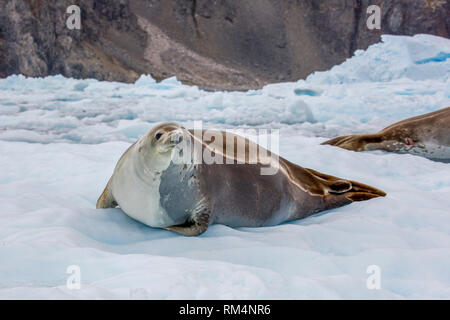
[{"xmin": 0, "ymin": 34, "xmax": 449, "ymax": 299}]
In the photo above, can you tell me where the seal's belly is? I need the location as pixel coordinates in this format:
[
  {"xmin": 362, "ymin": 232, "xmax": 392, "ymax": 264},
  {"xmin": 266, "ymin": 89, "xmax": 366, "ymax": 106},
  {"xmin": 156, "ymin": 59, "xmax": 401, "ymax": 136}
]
[
  {"xmin": 400, "ymin": 142, "xmax": 450, "ymax": 161},
  {"xmin": 111, "ymin": 164, "xmax": 175, "ymax": 228},
  {"xmin": 410, "ymin": 143, "xmax": 450, "ymax": 161}
]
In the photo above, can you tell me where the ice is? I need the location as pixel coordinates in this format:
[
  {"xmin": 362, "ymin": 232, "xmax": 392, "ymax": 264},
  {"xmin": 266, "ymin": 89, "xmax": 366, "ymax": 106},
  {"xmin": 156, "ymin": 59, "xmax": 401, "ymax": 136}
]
[
  {"xmin": 307, "ymin": 34, "xmax": 450, "ymax": 84},
  {"xmin": 0, "ymin": 34, "xmax": 449, "ymax": 299}
]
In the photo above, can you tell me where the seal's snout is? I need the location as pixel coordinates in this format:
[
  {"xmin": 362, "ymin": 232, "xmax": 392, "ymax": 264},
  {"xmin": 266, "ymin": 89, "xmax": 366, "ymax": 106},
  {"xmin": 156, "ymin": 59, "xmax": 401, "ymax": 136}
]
[
  {"xmin": 169, "ymin": 130, "xmax": 184, "ymax": 145},
  {"xmin": 173, "ymin": 134, "xmax": 183, "ymax": 144}
]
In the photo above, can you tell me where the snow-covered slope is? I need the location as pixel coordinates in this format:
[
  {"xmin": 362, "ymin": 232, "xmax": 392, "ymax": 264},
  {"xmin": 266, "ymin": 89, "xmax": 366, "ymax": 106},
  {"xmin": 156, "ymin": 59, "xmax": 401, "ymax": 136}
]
[{"xmin": 0, "ymin": 34, "xmax": 449, "ymax": 299}]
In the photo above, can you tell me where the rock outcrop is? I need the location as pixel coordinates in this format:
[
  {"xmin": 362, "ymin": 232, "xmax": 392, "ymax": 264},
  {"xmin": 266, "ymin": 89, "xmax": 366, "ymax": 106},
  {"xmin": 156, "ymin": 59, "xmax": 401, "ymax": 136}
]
[{"xmin": 0, "ymin": 0, "xmax": 448, "ymax": 90}]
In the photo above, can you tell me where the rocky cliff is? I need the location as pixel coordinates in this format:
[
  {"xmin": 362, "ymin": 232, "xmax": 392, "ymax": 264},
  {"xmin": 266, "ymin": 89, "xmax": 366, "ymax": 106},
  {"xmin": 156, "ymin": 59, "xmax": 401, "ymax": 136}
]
[{"xmin": 0, "ymin": 0, "xmax": 448, "ymax": 90}]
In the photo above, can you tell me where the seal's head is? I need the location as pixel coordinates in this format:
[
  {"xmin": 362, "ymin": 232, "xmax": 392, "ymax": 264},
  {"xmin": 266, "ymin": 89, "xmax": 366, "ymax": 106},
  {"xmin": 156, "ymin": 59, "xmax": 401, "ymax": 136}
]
[
  {"xmin": 137, "ymin": 122, "xmax": 187, "ymax": 170},
  {"xmin": 149, "ymin": 122, "xmax": 185, "ymax": 153}
]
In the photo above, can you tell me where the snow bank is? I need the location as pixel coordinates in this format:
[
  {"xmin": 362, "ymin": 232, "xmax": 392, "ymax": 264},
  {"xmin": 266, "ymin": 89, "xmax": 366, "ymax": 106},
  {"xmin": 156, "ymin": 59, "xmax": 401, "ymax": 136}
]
[
  {"xmin": 0, "ymin": 34, "xmax": 449, "ymax": 299},
  {"xmin": 307, "ymin": 34, "xmax": 450, "ymax": 84}
]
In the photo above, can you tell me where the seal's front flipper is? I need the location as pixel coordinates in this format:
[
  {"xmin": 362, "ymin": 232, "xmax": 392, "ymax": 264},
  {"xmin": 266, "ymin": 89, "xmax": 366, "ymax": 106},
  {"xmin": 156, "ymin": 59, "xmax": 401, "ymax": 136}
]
[
  {"xmin": 165, "ymin": 212, "xmax": 210, "ymax": 236},
  {"xmin": 96, "ymin": 181, "xmax": 118, "ymax": 209}
]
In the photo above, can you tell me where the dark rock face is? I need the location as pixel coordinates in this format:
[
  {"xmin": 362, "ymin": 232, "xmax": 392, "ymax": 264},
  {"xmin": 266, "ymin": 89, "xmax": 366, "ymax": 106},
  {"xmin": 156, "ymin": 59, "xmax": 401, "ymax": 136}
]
[{"xmin": 0, "ymin": 0, "xmax": 448, "ymax": 90}]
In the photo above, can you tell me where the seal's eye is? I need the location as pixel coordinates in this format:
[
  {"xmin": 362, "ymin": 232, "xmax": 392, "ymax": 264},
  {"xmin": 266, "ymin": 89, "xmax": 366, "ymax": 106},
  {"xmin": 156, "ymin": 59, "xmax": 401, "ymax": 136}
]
[{"xmin": 155, "ymin": 132, "xmax": 163, "ymax": 141}]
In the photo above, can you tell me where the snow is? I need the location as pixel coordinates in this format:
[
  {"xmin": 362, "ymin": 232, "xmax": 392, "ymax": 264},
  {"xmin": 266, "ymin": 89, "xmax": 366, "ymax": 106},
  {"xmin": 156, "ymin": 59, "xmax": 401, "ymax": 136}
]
[{"xmin": 0, "ymin": 34, "xmax": 449, "ymax": 299}]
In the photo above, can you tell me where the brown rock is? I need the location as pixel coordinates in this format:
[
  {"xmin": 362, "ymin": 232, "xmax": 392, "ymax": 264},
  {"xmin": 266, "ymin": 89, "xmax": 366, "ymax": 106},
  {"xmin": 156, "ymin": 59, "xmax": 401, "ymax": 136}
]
[{"xmin": 0, "ymin": 0, "xmax": 448, "ymax": 90}]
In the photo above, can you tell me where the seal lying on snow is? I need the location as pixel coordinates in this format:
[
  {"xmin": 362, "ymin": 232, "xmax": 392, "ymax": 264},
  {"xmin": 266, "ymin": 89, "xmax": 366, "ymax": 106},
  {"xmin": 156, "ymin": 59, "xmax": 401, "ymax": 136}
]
[
  {"xmin": 97, "ymin": 122, "xmax": 385, "ymax": 236},
  {"xmin": 322, "ymin": 107, "xmax": 450, "ymax": 162}
]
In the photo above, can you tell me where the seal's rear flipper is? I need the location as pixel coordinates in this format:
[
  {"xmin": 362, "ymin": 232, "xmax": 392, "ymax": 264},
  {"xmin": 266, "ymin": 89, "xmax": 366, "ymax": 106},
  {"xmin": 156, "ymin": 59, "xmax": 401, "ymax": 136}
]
[
  {"xmin": 345, "ymin": 192, "xmax": 382, "ymax": 202},
  {"xmin": 321, "ymin": 134, "xmax": 383, "ymax": 152},
  {"xmin": 96, "ymin": 181, "xmax": 118, "ymax": 209},
  {"xmin": 343, "ymin": 179, "xmax": 387, "ymax": 201},
  {"xmin": 321, "ymin": 135, "xmax": 354, "ymax": 147},
  {"xmin": 305, "ymin": 168, "xmax": 386, "ymax": 200}
]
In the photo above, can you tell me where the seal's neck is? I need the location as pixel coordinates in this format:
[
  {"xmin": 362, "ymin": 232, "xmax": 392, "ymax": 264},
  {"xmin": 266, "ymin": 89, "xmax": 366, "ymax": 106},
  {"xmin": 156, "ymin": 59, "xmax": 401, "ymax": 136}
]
[{"xmin": 133, "ymin": 142, "xmax": 173, "ymax": 180}]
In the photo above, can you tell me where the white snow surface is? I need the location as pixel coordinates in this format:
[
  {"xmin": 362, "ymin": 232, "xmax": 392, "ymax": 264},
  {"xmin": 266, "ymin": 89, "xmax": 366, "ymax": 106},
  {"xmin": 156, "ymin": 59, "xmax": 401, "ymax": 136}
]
[{"xmin": 0, "ymin": 34, "xmax": 449, "ymax": 299}]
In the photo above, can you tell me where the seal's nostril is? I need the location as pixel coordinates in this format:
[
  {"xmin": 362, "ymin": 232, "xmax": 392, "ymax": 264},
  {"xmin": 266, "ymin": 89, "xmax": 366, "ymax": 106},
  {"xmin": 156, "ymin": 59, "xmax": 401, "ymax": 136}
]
[{"xmin": 170, "ymin": 133, "xmax": 183, "ymax": 144}]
